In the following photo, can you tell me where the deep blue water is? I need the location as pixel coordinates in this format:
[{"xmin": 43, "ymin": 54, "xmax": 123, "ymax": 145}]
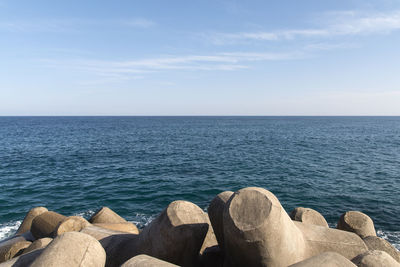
[{"xmin": 0, "ymin": 116, "xmax": 399, "ymax": 247}]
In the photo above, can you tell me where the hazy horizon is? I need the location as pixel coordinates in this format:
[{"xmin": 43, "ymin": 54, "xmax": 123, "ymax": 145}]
[{"xmin": 1, "ymin": 0, "xmax": 400, "ymax": 116}]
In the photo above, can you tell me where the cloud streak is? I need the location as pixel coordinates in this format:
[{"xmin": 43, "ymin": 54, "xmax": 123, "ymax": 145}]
[
  {"xmin": 207, "ymin": 10, "xmax": 400, "ymax": 44},
  {"xmin": 42, "ymin": 51, "xmax": 302, "ymax": 79},
  {"xmin": 0, "ymin": 17, "xmax": 156, "ymax": 32}
]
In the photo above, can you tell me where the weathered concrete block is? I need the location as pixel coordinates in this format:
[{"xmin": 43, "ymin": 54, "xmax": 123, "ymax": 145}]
[
  {"xmin": 289, "ymin": 251, "xmax": 357, "ymax": 267},
  {"xmin": 16, "ymin": 207, "xmax": 48, "ymax": 235},
  {"xmin": 22, "ymin": 237, "xmax": 52, "ymax": 254},
  {"xmin": 295, "ymin": 221, "xmax": 367, "ymax": 260},
  {"xmin": 290, "ymin": 207, "xmax": 329, "ymax": 227},
  {"xmin": 121, "ymin": 254, "xmax": 179, "ymax": 267},
  {"xmin": 30, "ymin": 211, "xmax": 66, "ymax": 239},
  {"xmin": 30, "ymin": 232, "xmax": 106, "ymax": 267},
  {"xmin": 337, "ymin": 211, "xmax": 376, "ymax": 238},
  {"xmin": 80, "ymin": 225, "xmax": 138, "ymax": 267},
  {"xmin": 135, "ymin": 200, "xmax": 210, "ymax": 267},
  {"xmin": 363, "ymin": 236, "xmax": 400, "ymax": 263},
  {"xmin": 94, "ymin": 222, "xmax": 139, "ymax": 234},
  {"xmin": 0, "ymin": 249, "xmax": 43, "ymax": 267},
  {"xmin": 223, "ymin": 187, "xmax": 368, "ymax": 267},
  {"xmin": 0, "ymin": 238, "xmax": 31, "ymax": 263},
  {"xmin": 352, "ymin": 250, "xmax": 400, "ymax": 267},
  {"xmin": 208, "ymin": 191, "xmax": 234, "ymax": 249},
  {"xmin": 54, "ymin": 216, "xmax": 91, "ymax": 236},
  {"xmin": 223, "ymin": 187, "xmax": 306, "ymax": 267},
  {"xmin": 89, "ymin": 207, "xmax": 127, "ymax": 224}
]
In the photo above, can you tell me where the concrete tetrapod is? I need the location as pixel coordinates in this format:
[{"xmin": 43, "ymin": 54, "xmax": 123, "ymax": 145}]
[
  {"xmin": 30, "ymin": 211, "xmax": 66, "ymax": 239},
  {"xmin": 337, "ymin": 211, "xmax": 376, "ymax": 238},
  {"xmin": 208, "ymin": 191, "xmax": 234, "ymax": 249},
  {"xmin": 0, "ymin": 239, "xmax": 31, "ymax": 263},
  {"xmin": 30, "ymin": 231, "xmax": 106, "ymax": 267},
  {"xmin": 89, "ymin": 207, "xmax": 127, "ymax": 224},
  {"xmin": 352, "ymin": 250, "xmax": 400, "ymax": 267},
  {"xmin": 223, "ymin": 187, "xmax": 306, "ymax": 267},
  {"xmin": 288, "ymin": 252, "xmax": 357, "ymax": 267},
  {"xmin": 22, "ymin": 237, "xmax": 52, "ymax": 254},
  {"xmin": 121, "ymin": 254, "xmax": 179, "ymax": 267},
  {"xmin": 134, "ymin": 200, "xmax": 211, "ymax": 267},
  {"xmin": 0, "ymin": 249, "xmax": 43, "ymax": 267},
  {"xmin": 16, "ymin": 207, "xmax": 48, "ymax": 235},
  {"xmin": 223, "ymin": 187, "xmax": 368, "ymax": 267},
  {"xmin": 290, "ymin": 207, "xmax": 329, "ymax": 227},
  {"xmin": 54, "ymin": 216, "xmax": 91, "ymax": 237},
  {"xmin": 93, "ymin": 223, "xmax": 139, "ymax": 234},
  {"xmin": 362, "ymin": 236, "xmax": 400, "ymax": 263},
  {"xmin": 81, "ymin": 225, "xmax": 139, "ymax": 267}
]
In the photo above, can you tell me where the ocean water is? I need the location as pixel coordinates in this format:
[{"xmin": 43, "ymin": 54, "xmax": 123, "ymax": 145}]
[{"xmin": 0, "ymin": 116, "xmax": 399, "ymax": 248}]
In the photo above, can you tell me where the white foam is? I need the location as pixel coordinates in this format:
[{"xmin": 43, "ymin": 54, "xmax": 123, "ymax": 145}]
[
  {"xmin": 377, "ymin": 230, "xmax": 400, "ymax": 250},
  {"xmin": 74, "ymin": 209, "xmax": 95, "ymax": 219},
  {"xmin": 0, "ymin": 221, "xmax": 21, "ymax": 241}
]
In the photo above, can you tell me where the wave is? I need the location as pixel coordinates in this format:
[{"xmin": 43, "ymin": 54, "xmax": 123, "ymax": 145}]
[{"xmin": 0, "ymin": 221, "xmax": 21, "ymax": 241}]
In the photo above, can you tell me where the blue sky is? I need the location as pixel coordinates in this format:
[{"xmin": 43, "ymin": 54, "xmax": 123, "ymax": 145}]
[{"xmin": 1, "ymin": 0, "xmax": 400, "ymax": 115}]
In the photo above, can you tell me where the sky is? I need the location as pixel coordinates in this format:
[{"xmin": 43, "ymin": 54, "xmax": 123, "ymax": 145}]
[{"xmin": 1, "ymin": 0, "xmax": 400, "ymax": 115}]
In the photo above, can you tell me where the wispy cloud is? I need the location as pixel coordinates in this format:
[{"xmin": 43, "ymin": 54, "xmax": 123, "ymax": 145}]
[
  {"xmin": 41, "ymin": 51, "xmax": 302, "ymax": 79},
  {"xmin": 207, "ymin": 10, "xmax": 400, "ymax": 44},
  {"xmin": 0, "ymin": 17, "xmax": 156, "ymax": 32}
]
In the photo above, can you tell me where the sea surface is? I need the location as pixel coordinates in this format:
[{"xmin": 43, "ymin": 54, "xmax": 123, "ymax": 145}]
[{"xmin": 0, "ymin": 116, "xmax": 399, "ymax": 248}]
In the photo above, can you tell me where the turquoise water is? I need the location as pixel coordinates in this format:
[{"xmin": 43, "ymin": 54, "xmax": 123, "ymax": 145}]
[{"xmin": 0, "ymin": 117, "xmax": 399, "ymax": 247}]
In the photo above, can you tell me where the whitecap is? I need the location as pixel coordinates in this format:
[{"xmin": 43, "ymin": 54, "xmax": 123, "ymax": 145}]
[{"xmin": 0, "ymin": 221, "xmax": 21, "ymax": 241}]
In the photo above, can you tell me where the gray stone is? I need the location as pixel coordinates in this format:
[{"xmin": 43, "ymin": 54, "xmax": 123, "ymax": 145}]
[
  {"xmin": 337, "ymin": 211, "xmax": 376, "ymax": 238},
  {"xmin": 290, "ymin": 207, "xmax": 329, "ymax": 227},
  {"xmin": 289, "ymin": 252, "xmax": 357, "ymax": 267},
  {"xmin": 30, "ymin": 231, "xmax": 106, "ymax": 267},
  {"xmin": 352, "ymin": 250, "xmax": 400, "ymax": 267}
]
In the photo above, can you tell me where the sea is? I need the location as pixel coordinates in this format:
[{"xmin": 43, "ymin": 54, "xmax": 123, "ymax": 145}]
[{"xmin": 0, "ymin": 116, "xmax": 399, "ymax": 248}]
